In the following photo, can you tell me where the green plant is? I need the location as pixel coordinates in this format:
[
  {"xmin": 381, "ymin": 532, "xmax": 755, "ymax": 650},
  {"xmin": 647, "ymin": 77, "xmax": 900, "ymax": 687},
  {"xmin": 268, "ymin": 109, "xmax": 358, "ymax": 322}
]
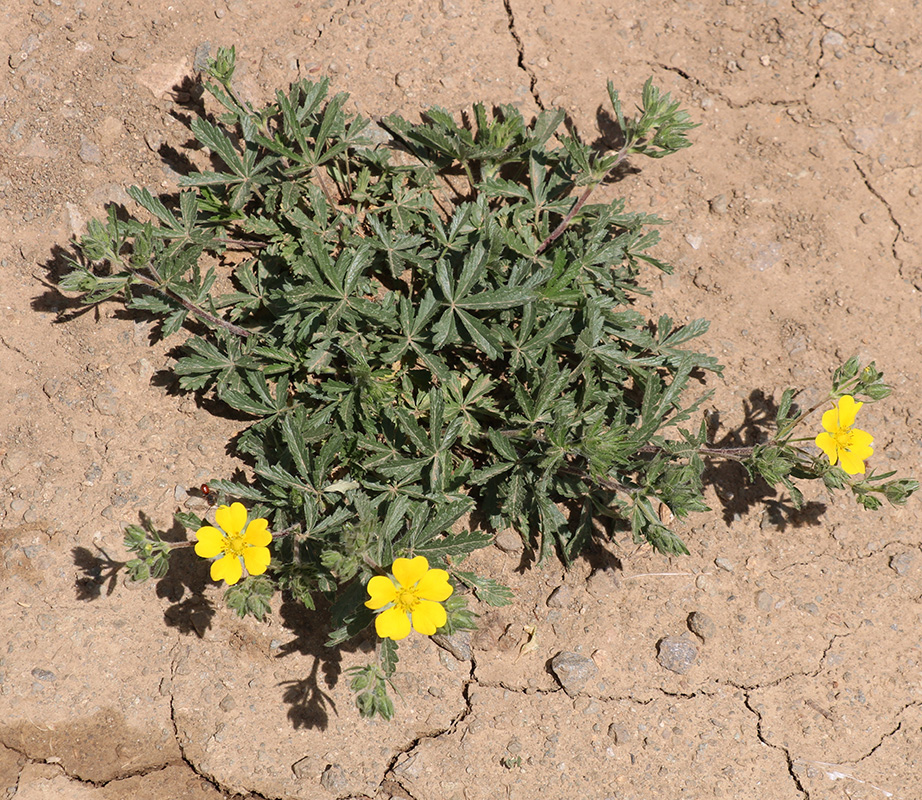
[{"xmin": 59, "ymin": 47, "xmax": 916, "ymax": 719}]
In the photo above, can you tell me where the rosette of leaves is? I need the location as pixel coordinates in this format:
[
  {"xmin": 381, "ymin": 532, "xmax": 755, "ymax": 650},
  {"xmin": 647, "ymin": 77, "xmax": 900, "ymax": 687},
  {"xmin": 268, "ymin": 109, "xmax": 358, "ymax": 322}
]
[{"xmin": 61, "ymin": 47, "xmax": 721, "ymax": 711}]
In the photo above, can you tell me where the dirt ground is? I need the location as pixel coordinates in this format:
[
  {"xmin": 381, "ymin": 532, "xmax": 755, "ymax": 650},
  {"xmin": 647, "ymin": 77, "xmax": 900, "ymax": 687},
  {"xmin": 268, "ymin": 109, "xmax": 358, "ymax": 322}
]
[{"xmin": 2, "ymin": 0, "xmax": 921, "ymax": 798}]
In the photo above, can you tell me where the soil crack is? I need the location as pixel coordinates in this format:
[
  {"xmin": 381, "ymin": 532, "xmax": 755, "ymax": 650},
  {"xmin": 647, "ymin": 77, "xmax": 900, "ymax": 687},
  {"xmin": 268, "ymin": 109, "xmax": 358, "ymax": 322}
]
[
  {"xmin": 742, "ymin": 691, "xmax": 810, "ymax": 798},
  {"xmin": 501, "ymin": 0, "xmax": 545, "ymax": 110},
  {"xmin": 381, "ymin": 653, "xmax": 478, "ymax": 799},
  {"xmin": 852, "ymin": 158, "xmax": 904, "ymax": 271}
]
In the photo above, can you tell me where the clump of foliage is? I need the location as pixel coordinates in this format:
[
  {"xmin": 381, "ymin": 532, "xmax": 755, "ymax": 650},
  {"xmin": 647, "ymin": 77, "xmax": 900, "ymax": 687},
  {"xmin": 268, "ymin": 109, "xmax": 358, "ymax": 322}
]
[{"xmin": 60, "ymin": 47, "xmax": 916, "ymax": 718}]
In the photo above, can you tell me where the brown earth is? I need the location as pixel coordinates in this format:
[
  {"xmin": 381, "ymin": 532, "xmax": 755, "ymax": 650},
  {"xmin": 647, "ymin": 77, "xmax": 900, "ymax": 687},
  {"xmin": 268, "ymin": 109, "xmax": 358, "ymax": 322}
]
[{"xmin": 2, "ymin": 0, "xmax": 922, "ymax": 798}]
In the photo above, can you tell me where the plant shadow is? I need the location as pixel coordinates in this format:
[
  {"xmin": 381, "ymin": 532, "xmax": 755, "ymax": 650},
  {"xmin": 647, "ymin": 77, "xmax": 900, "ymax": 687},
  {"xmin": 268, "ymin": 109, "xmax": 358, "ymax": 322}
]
[{"xmin": 703, "ymin": 389, "xmax": 826, "ymax": 529}]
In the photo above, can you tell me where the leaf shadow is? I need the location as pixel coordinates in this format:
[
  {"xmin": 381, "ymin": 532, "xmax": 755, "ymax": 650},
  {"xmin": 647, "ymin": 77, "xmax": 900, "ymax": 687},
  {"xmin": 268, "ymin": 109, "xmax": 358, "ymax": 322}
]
[{"xmin": 703, "ymin": 389, "xmax": 827, "ymax": 529}]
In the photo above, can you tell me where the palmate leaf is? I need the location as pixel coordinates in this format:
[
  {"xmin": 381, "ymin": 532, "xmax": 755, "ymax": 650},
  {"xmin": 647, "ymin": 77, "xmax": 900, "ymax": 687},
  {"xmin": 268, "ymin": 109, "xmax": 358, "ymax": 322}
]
[
  {"xmin": 453, "ymin": 570, "xmax": 514, "ymax": 606},
  {"xmin": 413, "ymin": 529, "xmax": 493, "ymax": 559}
]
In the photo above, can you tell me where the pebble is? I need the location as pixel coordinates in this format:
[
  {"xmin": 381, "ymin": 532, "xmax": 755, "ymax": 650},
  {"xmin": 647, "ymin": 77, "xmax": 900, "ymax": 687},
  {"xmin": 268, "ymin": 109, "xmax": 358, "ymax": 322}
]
[
  {"xmin": 78, "ymin": 135, "xmax": 102, "ymax": 164},
  {"xmin": 319, "ymin": 764, "xmax": 348, "ymax": 791},
  {"xmin": 714, "ymin": 557, "xmax": 734, "ymax": 572},
  {"xmin": 291, "ymin": 756, "xmax": 311, "ymax": 780},
  {"xmin": 431, "ymin": 631, "xmax": 471, "ymax": 662},
  {"xmin": 889, "ymin": 552, "xmax": 914, "ymax": 576},
  {"xmin": 822, "ymin": 31, "xmax": 845, "ymax": 47},
  {"xmin": 687, "ymin": 611, "xmax": 716, "ymax": 642},
  {"xmin": 607, "ymin": 722, "xmax": 630, "ymax": 744},
  {"xmin": 684, "ymin": 233, "xmax": 702, "ymax": 250},
  {"xmin": 586, "ymin": 568, "xmax": 620, "ymax": 597},
  {"xmin": 94, "ymin": 393, "xmax": 119, "ymax": 416},
  {"xmin": 494, "ymin": 529, "xmax": 523, "ymax": 553},
  {"xmin": 656, "ymin": 635, "xmax": 698, "ymax": 674},
  {"xmin": 550, "ymin": 651, "xmax": 598, "ymax": 696},
  {"xmin": 546, "ymin": 585, "xmax": 570, "ymax": 608},
  {"xmin": 755, "ymin": 590, "xmax": 773, "ymax": 612},
  {"xmin": 708, "ymin": 194, "xmax": 728, "ymax": 215},
  {"xmin": 112, "ymin": 47, "xmax": 132, "ymax": 64}
]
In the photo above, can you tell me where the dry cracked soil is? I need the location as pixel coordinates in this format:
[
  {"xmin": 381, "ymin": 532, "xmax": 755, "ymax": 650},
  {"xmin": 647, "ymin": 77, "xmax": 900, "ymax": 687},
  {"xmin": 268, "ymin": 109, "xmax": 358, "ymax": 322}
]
[{"xmin": 2, "ymin": 0, "xmax": 922, "ymax": 798}]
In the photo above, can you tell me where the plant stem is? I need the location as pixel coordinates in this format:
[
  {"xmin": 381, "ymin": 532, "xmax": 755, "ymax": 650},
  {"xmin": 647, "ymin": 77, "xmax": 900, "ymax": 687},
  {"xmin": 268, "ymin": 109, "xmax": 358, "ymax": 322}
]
[
  {"xmin": 129, "ymin": 266, "xmax": 254, "ymax": 338},
  {"xmin": 536, "ymin": 139, "xmax": 636, "ymax": 255}
]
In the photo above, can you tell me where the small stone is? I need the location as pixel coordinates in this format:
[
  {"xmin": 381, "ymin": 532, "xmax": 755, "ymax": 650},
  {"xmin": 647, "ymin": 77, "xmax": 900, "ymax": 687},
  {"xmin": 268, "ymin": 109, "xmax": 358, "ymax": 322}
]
[
  {"xmin": 546, "ymin": 585, "xmax": 570, "ymax": 608},
  {"xmin": 218, "ymin": 694, "xmax": 236, "ymax": 712},
  {"xmin": 889, "ymin": 552, "xmax": 914, "ymax": 576},
  {"xmin": 708, "ymin": 194, "xmax": 728, "ymax": 215},
  {"xmin": 72, "ymin": 429, "xmax": 89, "ymax": 444},
  {"xmin": 31, "ymin": 668, "xmax": 56, "ymax": 682},
  {"xmin": 586, "ymin": 568, "xmax": 620, "ymax": 597},
  {"xmin": 714, "ymin": 557, "xmax": 734, "ymax": 572},
  {"xmin": 431, "ymin": 631, "xmax": 472, "ymax": 662},
  {"xmin": 550, "ymin": 651, "xmax": 598, "ymax": 696},
  {"xmin": 112, "ymin": 47, "xmax": 132, "ymax": 64},
  {"xmin": 494, "ymin": 529, "xmax": 523, "ymax": 553},
  {"xmin": 78, "ymin": 135, "xmax": 102, "ymax": 164},
  {"xmin": 395, "ymin": 71, "xmax": 412, "ymax": 88},
  {"xmin": 291, "ymin": 756, "xmax": 312, "ymax": 780},
  {"xmin": 755, "ymin": 590, "xmax": 774, "ymax": 612},
  {"xmin": 822, "ymin": 31, "xmax": 845, "ymax": 47},
  {"xmin": 909, "ymin": 185, "xmax": 921, "ymax": 198},
  {"xmin": 687, "ymin": 611, "xmax": 716, "ymax": 642},
  {"xmin": 144, "ymin": 131, "xmax": 163, "ymax": 152},
  {"xmin": 174, "ymin": 484, "xmax": 189, "ymax": 502},
  {"xmin": 607, "ymin": 722, "xmax": 629, "ymax": 744},
  {"xmin": 319, "ymin": 764, "xmax": 348, "ymax": 792},
  {"xmin": 94, "ymin": 393, "xmax": 119, "ymax": 416},
  {"xmin": 84, "ymin": 463, "xmax": 102, "ymax": 485},
  {"xmin": 656, "ymin": 635, "xmax": 698, "ymax": 674}
]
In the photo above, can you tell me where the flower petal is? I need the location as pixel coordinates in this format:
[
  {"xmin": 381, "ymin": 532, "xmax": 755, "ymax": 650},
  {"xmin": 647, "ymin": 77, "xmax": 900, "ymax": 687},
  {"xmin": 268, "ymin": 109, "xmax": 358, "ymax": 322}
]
[
  {"xmin": 837, "ymin": 395, "xmax": 863, "ymax": 428},
  {"xmin": 838, "ymin": 449, "xmax": 867, "ymax": 475},
  {"xmin": 392, "ymin": 556, "xmax": 429, "ymax": 589},
  {"xmin": 411, "ymin": 599, "xmax": 447, "ymax": 635},
  {"xmin": 194, "ymin": 526, "xmax": 226, "ymax": 558},
  {"xmin": 416, "ymin": 568, "xmax": 453, "ymax": 602},
  {"xmin": 375, "ymin": 607, "xmax": 411, "ymax": 640},
  {"xmin": 820, "ymin": 407, "xmax": 839, "ymax": 434},
  {"xmin": 849, "ymin": 428, "xmax": 874, "ymax": 452},
  {"xmin": 814, "ymin": 432, "xmax": 839, "ymax": 465},
  {"xmin": 211, "ymin": 554, "xmax": 243, "ymax": 585},
  {"xmin": 243, "ymin": 545, "xmax": 271, "ymax": 576},
  {"xmin": 215, "ymin": 502, "xmax": 248, "ymax": 536},
  {"xmin": 365, "ymin": 575, "xmax": 398, "ymax": 609},
  {"xmin": 244, "ymin": 518, "xmax": 272, "ymax": 547}
]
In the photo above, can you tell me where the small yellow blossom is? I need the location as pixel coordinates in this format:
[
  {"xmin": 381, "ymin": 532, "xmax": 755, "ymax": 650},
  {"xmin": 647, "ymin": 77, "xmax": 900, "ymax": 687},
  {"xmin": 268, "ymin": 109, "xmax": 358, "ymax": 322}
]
[
  {"xmin": 365, "ymin": 556, "xmax": 453, "ymax": 641},
  {"xmin": 815, "ymin": 395, "xmax": 874, "ymax": 475},
  {"xmin": 194, "ymin": 502, "xmax": 272, "ymax": 585}
]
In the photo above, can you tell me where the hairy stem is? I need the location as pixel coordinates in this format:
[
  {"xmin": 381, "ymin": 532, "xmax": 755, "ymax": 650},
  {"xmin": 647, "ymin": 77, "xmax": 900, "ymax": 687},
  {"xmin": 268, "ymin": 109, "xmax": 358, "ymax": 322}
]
[{"xmin": 536, "ymin": 139, "xmax": 637, "ymax": 255}]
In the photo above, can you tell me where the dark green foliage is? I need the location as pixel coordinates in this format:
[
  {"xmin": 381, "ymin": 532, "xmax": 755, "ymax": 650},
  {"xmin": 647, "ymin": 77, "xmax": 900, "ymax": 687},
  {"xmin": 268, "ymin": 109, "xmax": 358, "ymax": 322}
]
[{"xmin": 66, "ymin": 47, "xmax": 916, "ymax": 720}]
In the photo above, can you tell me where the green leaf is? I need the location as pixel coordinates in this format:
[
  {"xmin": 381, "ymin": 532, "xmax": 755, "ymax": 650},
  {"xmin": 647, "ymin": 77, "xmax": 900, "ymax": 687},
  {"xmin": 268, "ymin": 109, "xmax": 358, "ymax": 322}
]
[{"xmin": 453, "ymin": 570, "xmax": 514, "ymax": 606}]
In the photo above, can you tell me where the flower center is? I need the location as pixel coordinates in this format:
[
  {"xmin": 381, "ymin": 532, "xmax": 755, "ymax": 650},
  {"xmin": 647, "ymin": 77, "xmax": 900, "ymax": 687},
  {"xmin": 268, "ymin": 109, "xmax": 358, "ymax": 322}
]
[
  {"xmin": 833, "ymin": 427, "xmax": 854, "ymax": 451},
  {"xmin": 394, "ymin": 586, "xmax": 421, "ymax": 614},
  {"xmin": 223, "ymin": 531, "xmax": 247, "ymax": 558}
]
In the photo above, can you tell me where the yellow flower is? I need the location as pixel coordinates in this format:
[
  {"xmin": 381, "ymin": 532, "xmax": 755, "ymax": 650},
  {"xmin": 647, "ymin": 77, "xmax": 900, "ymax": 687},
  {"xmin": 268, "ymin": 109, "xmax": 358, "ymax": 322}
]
[
  {"xmin": 815, "ymin": 395, "xmax": 874, "ymax": 475},
  {"xmin": 364, "ymin": 556, "xmax": 453, "ymax": 640},
  {"xmin": 194, "ymin": 502, "xmax": 272, "ymax": 585}
]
